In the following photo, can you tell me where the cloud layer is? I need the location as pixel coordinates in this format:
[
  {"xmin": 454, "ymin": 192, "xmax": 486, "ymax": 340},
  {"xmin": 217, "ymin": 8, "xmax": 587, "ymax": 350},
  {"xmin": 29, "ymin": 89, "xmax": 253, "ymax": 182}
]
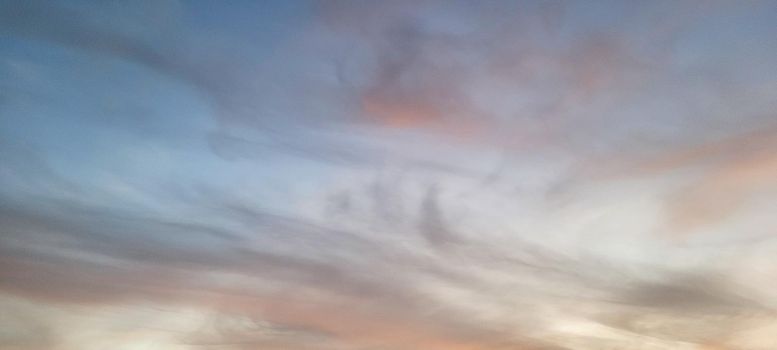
[{"xmin": 2, "ymin": 1, "xmax": 777, "ymax": 349}]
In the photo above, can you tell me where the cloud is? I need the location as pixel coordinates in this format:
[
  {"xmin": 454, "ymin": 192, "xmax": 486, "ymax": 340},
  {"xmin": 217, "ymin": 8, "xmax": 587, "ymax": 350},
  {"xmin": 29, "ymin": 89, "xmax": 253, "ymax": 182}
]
[
  {"xmin": 2, "ymin": 1, "xmax": 777, "ymax": 349},
  {"xmin": 3, "ymin": 179, "xmax": 777, "ymax": 349},
  {"xmin": 664, "ymin": 130, "xmax": 777, "ymax": 232},
  {"xmin": 315, "ymin": 0, "xmax": 658, "ymax": 152},
  {"xmin": 592, "ymin": 125, "xmax": 777, "ymax": 234},
  {"xmin": 618, "ymin": 273, "xmax": 760, "ymax": 312},
  {"xmin": 418, "ymin": 185, "xmax": 460, "ymax": 247}
]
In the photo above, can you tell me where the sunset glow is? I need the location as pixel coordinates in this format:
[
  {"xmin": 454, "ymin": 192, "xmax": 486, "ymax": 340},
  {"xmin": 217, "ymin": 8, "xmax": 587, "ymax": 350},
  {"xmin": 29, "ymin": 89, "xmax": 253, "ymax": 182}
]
[{"xmin": 2, "ymin": 1, "xmax": 777, "ymax": 349}]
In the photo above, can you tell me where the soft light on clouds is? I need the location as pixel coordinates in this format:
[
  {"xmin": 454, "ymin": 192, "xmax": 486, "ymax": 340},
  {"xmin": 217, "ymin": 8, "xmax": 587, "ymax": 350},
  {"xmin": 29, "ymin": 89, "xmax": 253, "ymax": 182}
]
[{"xmin": 1, "ymin": 1, "xmax": 777, "ymax": 349}]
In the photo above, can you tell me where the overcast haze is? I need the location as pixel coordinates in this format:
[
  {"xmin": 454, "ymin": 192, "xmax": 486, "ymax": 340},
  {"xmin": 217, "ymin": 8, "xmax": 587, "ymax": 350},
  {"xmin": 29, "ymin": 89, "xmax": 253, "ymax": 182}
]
[{"xmin": 2, "ymin": 1, "xmax": 777, "ymax": 349}]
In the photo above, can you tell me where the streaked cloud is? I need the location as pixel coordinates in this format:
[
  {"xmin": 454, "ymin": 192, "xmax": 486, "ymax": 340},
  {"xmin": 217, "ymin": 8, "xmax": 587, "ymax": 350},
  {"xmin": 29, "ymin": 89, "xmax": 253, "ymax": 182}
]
[{"xmin": 1, "ymin": 1, "xmax": 777, "ymax": 349}]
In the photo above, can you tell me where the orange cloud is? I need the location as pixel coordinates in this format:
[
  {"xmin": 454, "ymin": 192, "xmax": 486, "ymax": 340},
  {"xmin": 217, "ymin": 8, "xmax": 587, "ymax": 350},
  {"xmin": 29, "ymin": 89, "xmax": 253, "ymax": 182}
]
[
  {"xmin": 666, "ymin": 141, "xmax": 777, "ymax": 231},
  {"xmin": 362, "ymin": 95, "xmax": 440, "ymax": 128},
  {"xmin": 589, "ymin": 124, "xmax": 777, "ymax": 234}
]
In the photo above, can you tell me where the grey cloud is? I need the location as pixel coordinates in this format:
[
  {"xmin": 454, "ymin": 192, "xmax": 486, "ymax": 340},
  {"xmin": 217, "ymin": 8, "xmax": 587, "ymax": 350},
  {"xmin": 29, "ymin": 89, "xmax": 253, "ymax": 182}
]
[
  {"xmin": 0, "ymin": 183, "xmax": 479, "ymax": 324},
  {"xmin": 368, "ymin": 176, "xmax": 404, "ymax": 225},
  {"xmin": 418, "ymin": 185, "xmax": 459, "ymax": 248},
  {"xmin": 619, "ymin": 273, "xmax": 763, "ymax": 313},
  {"xmin": 0, "ymin": 182, "xmax": 581, "ymax": 349},
  {"xmin": 4, "ymin": 185, "xmax": 775, "ymax": 349}
]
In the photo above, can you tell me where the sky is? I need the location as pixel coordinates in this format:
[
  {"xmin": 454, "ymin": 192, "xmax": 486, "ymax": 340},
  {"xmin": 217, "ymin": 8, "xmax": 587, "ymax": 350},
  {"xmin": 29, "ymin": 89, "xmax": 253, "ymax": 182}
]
[{"xmin": 1, "ymin": 0, "xmax": 777, "ymax": 349}]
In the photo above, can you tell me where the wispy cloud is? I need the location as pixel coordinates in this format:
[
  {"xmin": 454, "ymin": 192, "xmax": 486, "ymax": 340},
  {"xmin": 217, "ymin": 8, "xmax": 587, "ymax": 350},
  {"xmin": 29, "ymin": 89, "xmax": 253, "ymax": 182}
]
[{"xmin": 2, "ymin": 1, "xmax": 777, "ymax": 349}]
